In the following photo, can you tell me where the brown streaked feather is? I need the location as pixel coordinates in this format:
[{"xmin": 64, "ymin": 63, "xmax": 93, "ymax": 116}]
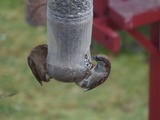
[
  {"xmin": 27, "ymin": 44, "xmax": 50, "ymax": 85},
  {"xmin": 85, "ymin": 54, "xmax": 111, "ymax": 91},
  {"xmin": 27, "ymin": 56, "xmax": 43, "ymax": 85}
]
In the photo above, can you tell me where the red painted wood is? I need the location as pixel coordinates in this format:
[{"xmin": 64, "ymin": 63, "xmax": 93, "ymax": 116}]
[
  {"xmin": 93, "ymin": 0, "xmax": 121, "ymax": 53},
  {"xmin": 92, "ymin": 18, "xmax": 120, "ymax": 53},
  {"xmin": 127, "ymin": 29, "xmax": 159, "ymax": 56},
  {"xmin": 149, "ymin": 22, "xmax": 160, "ymax": 120},
  {"xmin": 93, "ymin": 1, "xmax": 160, "ymax": 120},
  {"xmin": 109, "ymin": 0, "xmax": 160, "ymax": 29},
  {"xmin": 93, "ymin": 0, "xmax": 108, "ymax": 17}
]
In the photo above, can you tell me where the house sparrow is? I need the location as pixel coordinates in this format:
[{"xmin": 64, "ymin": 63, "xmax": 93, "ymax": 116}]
[
  {"xmin": 27, "ymin": 44, "xmax": 51, "ymax": 85},
  {"xmin": 76, "ymin": 54, "xmax": 111, "ymax": 91}
]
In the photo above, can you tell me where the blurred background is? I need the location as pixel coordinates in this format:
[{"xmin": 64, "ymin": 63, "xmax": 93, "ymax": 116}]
[{"xmin": 0, "ymin": 0, "xmax": 148, "ymax": 120}]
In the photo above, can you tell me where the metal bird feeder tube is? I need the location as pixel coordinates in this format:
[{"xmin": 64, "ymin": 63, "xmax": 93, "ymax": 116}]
[
  {"xmin": 46, "ymin": 0, "xmax": 93, "ymax": 82},
  {"xmin": 25, "ymin": 0, "xmax": 46, "ymax": 26}
]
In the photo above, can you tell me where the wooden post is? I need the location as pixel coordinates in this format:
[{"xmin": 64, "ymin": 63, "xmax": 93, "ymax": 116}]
[
  {"xmin": 149, "ymin": 22, "xmax": 160, "ymax": 120},
  {"xmin": 25, "ymin": 0, "xmax": 46, "ymax": 26}
]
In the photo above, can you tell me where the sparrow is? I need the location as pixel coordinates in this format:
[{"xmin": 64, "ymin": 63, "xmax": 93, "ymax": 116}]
[
  {"xmin": 76, "ymin": 54, "xmax": 111, "ymax": 91},
  {"xmin": 27, "ymin": 44, "xmax": 51, "ymax": 85}
]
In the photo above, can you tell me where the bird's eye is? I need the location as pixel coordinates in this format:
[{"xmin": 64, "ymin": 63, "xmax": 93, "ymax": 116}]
[{"xmin": 99, "ymin": 57, "xmax": 103, "ymax": 61}]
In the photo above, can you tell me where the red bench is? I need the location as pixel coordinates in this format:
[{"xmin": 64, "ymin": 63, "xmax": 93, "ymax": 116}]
[{"xmin": 93, "ymin": 0, "xmax": 160, "ymax": 120}]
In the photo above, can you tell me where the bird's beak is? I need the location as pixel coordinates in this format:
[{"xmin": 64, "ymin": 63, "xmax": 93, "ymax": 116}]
[{"xmin": 92, "ymin": 56, "xmax": 97, "ymax": 60}]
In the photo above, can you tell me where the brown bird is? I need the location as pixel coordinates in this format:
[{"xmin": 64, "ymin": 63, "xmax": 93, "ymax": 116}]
[
  {"xmin": 27, "ymin": 44, "xmax": 51, "ymax": 85},
  {"xmin": 76, "ymin": 54, "xmax": 111, "ymax": 91}
]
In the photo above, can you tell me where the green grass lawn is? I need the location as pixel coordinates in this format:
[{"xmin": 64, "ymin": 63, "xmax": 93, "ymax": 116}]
[{"xmin": 0, "ymin": 0, "xmax": 148, "ymax": 120}]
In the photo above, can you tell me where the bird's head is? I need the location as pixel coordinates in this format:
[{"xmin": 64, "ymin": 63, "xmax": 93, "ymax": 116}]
[
  {"xmin": 92, "ymin": 54, "xmax": 109, "ymax": 61},
  {"xmin": 92, "ymin": 54, "xmax": 111, "ymax": 71}
]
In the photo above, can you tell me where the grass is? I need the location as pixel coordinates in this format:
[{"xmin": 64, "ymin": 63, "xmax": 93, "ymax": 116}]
[{"xmin": 0, "ymin": 0, "xmax": 148, "ymax": 120}]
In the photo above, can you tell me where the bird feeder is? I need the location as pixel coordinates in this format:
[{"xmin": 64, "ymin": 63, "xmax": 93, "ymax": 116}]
[
  {"xmin": 28, "ymin": 0, "xmax": 111, "ymax": 91},
  {"xmin": 46, "ymin": 0, "xmax": 93, "ymax": 82}
]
